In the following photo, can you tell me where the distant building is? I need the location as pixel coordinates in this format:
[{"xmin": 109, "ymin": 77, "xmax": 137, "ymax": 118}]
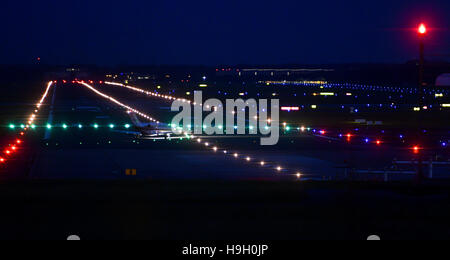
[{"xmin": 436, "ymin": 74, "xmax": 450, "ymax": 87}]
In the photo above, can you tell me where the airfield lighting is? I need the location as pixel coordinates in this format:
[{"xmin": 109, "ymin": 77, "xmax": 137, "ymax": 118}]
[{"xmin": 418, "ymin": 23, "xmax": 427, "ymax": 35}]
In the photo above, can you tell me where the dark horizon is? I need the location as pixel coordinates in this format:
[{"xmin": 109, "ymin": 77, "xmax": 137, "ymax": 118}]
[{"xmin": 2, "ymin": 0, "xmax": 450, "ymax": 66}]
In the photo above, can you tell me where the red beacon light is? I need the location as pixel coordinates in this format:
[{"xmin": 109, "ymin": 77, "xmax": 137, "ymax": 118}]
[{"xmin": 418, "ymin": 23, "xmax": 427, "ymax": 35}]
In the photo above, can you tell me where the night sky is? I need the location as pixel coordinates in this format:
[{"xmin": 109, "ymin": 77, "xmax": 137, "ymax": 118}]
[{"xmin": 1, "ymin": 0, "xmax": 449, "ymax": 65}]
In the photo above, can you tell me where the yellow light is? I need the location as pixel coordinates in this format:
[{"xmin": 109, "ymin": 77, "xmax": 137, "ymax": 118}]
[
  {"xmin": 246, "ymin": 157, "xmax": 251, "ymax": 162},
  {"xmin": 441, "ymin": 104, "xmax": 450, "ymax": 108},
  {"xmin": 199, "ymin": 84, "xmax": 208, "ymax": 88},
  {"xmin": 320, "ymin": 92, "xmax": 334, "ymax": 96},
  {"xmin": 260, "ymin": 161, "xmax": 265, "ymax": 166},
  {"xmin": 414, "ymin": 107, "xmax": 421, "ymax": 111},
  {"xmin": 435, "ymin": 93, "xmax": 444, "ymax": 98},
  {"xmin": 276, "ymin": 166, "xmax": 282, "ymax": 172},
  {"xmin": 311, "ymin": 105, "xmax": 317, "ymax": 109}
]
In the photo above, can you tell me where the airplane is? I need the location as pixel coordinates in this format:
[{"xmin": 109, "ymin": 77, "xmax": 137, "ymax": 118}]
[{"xmin": 114, "ymin": 112, "xmax": 175, "ymax": 139}]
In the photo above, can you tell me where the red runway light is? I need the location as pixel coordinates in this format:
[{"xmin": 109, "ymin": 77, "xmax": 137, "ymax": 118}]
[
  {"xmin": 376, "ymin": 140, "xmax": 381, "ymax": 145},
  {"xmin": 16, "ymin": 140, "xmax": 22, "ymax": 144},
  {"xmin": 418, "ymin": 23, "xmax": 427, "ymax": 35},
  {"xmin": 0, "ymin": 158, "xmax": 5, "ymax": 163},
  {"xmin": 5, "ymin": 150, "xmax": 11, "ymax": 155}
]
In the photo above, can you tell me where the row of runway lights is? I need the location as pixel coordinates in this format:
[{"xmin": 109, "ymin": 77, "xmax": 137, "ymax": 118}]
[
  {"xmin": 7, "ymin": 122, "xmax": 447, "ymax": 148},
  {"xmin": 104, "ymin": 82, "xmax": 448, "ymax": 151},
  {"xmin": 193, "ymin": 137, "xmax": 302, "ymax": 179},
  {"xmin": 8, "ymin": 123, "xmax": 132, "ymax": 130},
  {"xmin": 79, "ymin": 82, "xmax": 160, "ymax": 124},
  {"xmin": 263, "ymin": 82, "xmax": 450, "ymax": 96},
  {"xmin": 1, "ymin": 81, "xmax": 54, "ymax": 165}
]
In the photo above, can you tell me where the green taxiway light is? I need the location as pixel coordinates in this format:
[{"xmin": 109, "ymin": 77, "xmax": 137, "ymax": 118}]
[
  {"xmin": 62, "ymin": 124, "xmax": 68, "ymax": 129},
  {"xmin": 47, "ymin": 124, "xmax": 52, "ymax": 129},
  {"xmin": 9, "ymin": 124, "xmax": 15, "ymax": 129},
  {"xmin": 109, "ymin": 124, "xmax": 115, "ymax": 129},
  {"xmin": 125, "ymin": 124, "xmax": 131, "ymax": 129},
  {"xmin": 93, "ymin": 124, "xmax": 99, "ymax": 129}
]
